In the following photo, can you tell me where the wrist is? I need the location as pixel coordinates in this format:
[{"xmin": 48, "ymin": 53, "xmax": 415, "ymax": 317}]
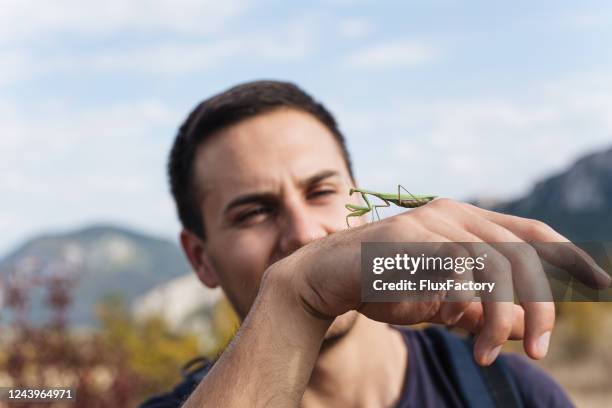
[{"xmin": 262, "ymin": 261, "xmax": 333, "ymax": 335}]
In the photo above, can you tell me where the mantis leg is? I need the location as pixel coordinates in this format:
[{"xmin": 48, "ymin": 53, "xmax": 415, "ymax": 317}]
[
  {"xmin": 346, "ymin": 210, "xmax": 369, "ymax": 228},
  {"xmin": 360, "ymin": 192, "xmax": 381, "ymax": 222},
  {"xmin": 372, "ymin": 198, "xmax": 391, "ymax": 221},
  {"xmin": 397, "ymin": 184, "xmax": 422, "ymax": 206},
  {"xmin": 345, "ymin": 192, "xmax": 372, "ymax": 228}
]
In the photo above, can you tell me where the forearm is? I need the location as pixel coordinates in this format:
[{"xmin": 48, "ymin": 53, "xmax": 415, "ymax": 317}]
[{"xmin": 182, "ymin": 266, "xmax": 332, "ymax": 408}]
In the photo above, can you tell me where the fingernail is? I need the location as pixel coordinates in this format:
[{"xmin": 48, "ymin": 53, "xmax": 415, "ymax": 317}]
[
  {"xmin": 486, "ymin": 345, "xmax": 502, "ymax": 365},
  {"xmin": 440, "ymin": 306, "xmax": 454, "ymax": 325},
  {"xmin": 441, "ymin": 305, "xmax": 463, "ymax": 325},
  {"xmin": 537, "ymin": 331, "xmax": 551, "ymax": 357},
  {"xmin": 599, "ymin": 269, "xmax": 611, "ymax": 287},
  {"xmin": 449, "ymin": 311, "xmax": 464, "ymax": 325},
  {"xmin": 592, "ymin": 264, "xmax": 611, "ymax": 285}
]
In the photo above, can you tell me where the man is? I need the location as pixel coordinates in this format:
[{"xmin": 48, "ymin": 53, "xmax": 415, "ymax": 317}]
[{"xmin": 140, "ymin": 80, "xmax": 609, "ymax": 407}]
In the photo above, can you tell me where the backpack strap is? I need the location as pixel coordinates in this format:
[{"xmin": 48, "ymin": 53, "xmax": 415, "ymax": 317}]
[
  {"xmin": 425, "ymin": 326, "xmax": 524, "ymax": 408},
  {"xmin": 176, "ymin": 356, "xmax": 214, "ymax": 396},
  {"xmin": 137, "ymin": 357, "xmax": 214, "ymax": 408}
]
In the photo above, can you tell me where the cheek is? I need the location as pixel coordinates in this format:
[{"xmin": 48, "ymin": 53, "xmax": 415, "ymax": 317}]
[{"xmin": 210, "ymin": 230, "xmax": 276, "ymax": 316}]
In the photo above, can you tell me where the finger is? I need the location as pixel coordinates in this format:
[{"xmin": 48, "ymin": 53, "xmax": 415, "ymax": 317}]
[
  {"xmin": 436, "ymin": 301, "xmax": 534, "ymax": 357},
  {"xmin": 465, "ymin": 204, "xmax": 570, "ymax": 242},
  {"xmin": 414, "ymin": 214, "xmax": 522, "ymax": 340},
  {"xmin": 452, "ymin": 302, "xmax": 525, "ymax": 340},
  {"xmin": 439, "ymin": 298, "xmax": 472, "ymax": 326},
  {"xmin": 438, "ymin": 243, "xmax": 476, "ymax": 325},
  {"xmin": 531, "ymin": 241, "xmax": 611, "ymax": 289},
  {"xmin": 440, "ymin": 301, "xmax": 472, "ymax": 326},
  {"xmin": 458, "ymin": 209, "xmax": 555, "ymax": 359},
  {"xmin": 464, "ymin": 204, "xmax": 611, "ymax": 288},
  {"xmin": 519, "ymin": 301, "xmax": 554, "ymax": 359},
  {"xmin": 474, "ymin": 301, "xmax": 514, "ymax": 366},
  {"xmin": 469, "ymin": 245, "xmax": 515, "ymax": 366}
]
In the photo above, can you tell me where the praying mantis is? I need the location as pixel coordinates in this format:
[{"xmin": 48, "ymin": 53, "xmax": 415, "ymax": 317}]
[{"xmin": 345, "ymin": 185, "xmax": 437, "ymax": 227}]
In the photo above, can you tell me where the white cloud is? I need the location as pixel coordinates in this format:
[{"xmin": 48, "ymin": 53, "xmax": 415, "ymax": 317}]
[
  {"xmin": 0, "ymin": 16, "xmax": 316, "ymax": 83},
  {"xmin": 0, "ymin": 99, "xmax": 177, "ymax": 166},
  {"xmin": 558, "ymin": 9, "xmax": 612, "ymax": 30},
  {"xmin": 0, "ymin": 98, "xmax": 184, "ymax": 255},
  {"xmin": 79, "ymin": 29, "xmax": 314, "ymax": 74},
  {"xmin": 338, "ymin": 17, "xmax": 374, "ymax": 39},
  {"xmin": 337, "ymin": 73, "xmax": 612, "ymax": 201},
  {"xmin": 341, "ymin": 40, "xmax": 440, "ymax": 70},
  {"xmin": 0, "ymin": 0, "xmax": 258, "ymax": 86},
  {"xmin": 0, "ymin": 0, "xmax": 253, "ymax": 42}
]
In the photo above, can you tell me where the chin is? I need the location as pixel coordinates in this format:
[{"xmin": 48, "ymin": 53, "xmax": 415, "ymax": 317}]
[{"xmin": 322, "ymin": 310, "xmax": 360, "ymax": 342}]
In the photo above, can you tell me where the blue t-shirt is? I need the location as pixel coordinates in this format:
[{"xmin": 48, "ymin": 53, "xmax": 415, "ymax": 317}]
[
  {"xmin": 139, "ymin": 325, "xmax": 574, "ymax": 407},
  {"xmin": 393, "ymin": 326, "xmax": 573, "ymax": 407}
]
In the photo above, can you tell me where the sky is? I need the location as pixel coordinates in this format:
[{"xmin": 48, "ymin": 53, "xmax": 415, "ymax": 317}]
[{"xmin": 1, "ymin": 0, "xmax": 612, "ymax": 255}]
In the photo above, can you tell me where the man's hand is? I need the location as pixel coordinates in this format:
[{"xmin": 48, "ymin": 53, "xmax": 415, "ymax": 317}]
[
  {"xmin": 281, "ymin": 198, "xmax": 611, "ymax": 366},
  {"xmin": 183, "ymin": 198, "xmax": 610, "ymax": 408}
]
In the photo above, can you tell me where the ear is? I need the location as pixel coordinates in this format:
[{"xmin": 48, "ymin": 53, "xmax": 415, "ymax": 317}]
[{"xmin": 180, "ymin": 229, "xmax": 220, "ymax": 289}]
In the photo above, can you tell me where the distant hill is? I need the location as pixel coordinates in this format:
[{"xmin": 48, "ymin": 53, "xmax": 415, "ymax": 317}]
[
  {"xmin": 486, "ymin": 145, "xmax": 612, "ymax": 241},
  {"xmin": 132, "ymin": 273, "xmax": 221, "ymax": 332},
  {"xmin": 0, "ymin": 224, "xmax": 192, "ymax": 326}
]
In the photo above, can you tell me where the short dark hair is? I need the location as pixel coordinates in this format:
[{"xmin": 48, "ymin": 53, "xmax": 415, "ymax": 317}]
[{"xmin": 168, "ymin": 80, "xmax": 354, "ymax": 238}]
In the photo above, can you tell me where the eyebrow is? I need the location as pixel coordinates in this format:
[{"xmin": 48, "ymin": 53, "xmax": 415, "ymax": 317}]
[
  {"xmin": 298, "ymin": 169, "xmax": 339, "ymax": 189},
  {"xmin": 223, "ymin": 170, "xmax": 340, "ymax": 215}
]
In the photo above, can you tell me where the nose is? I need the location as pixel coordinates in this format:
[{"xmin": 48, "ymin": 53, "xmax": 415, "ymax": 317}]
[{"xmin": 278, "ymin": 199, "xmax": 327, "ymax": 256}]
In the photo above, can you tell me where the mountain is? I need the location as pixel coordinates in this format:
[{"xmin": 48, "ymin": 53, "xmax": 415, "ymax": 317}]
[
  {"xmin": 488, "ymin": 145, "xmax": 612, "ymax": 241},
  {"xmin": 132, "ymin": 273, "xmax": 221, "ymax": 332},
  {"xmin": 0, "ymin": 224, "xmax": 192, "ymax": 326}
]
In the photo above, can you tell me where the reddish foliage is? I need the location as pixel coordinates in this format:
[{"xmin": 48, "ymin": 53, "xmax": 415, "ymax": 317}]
[{"xmin": 0, "ymin": 260, "xmax": 143, "ymax": 408}]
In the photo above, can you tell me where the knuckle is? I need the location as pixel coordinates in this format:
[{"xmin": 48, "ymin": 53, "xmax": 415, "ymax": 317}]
[
  {"xmin": 382, "ymin": 213, "xmax": 416, "ymax": 237},
  {"xmin": 524, "ymin": 244, "xmax": 539, "ymax": 260},
  {"xmin": 389, "ymin": 212, "xmax": 414, "ymax": 229},
  {"xmin": 493, "ymin": 316, "xmax": 514, "ymax": 336},
  {"xmin": 533, "ymin": 301, "xmax": 556, "ymax": 319},
  {"xmin": 462, "ymin": 201, "xmax": 479, "ymax": 211},
  {"xmin": 448, "ymin": 242, "xmax": 470, "ymax": 259},
  {"xmin": 490, "ymin": 253, "xmax": 512, "ymax": 275},
  {"xmin": 524, "ymin": 218, "xmax": 554, "ymax": 238},
  {"xmin": 515, "ymin": 244, "xmax": 539, "ymax": 267},
  {"xmin": 429, "ymin": 197, "xmax": 455, "ymax": 210}
]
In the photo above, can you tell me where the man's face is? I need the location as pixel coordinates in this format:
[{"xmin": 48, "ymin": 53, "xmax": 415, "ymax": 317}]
[{"xmin": 188, "ymin": 108, "xmax": 363, "ymax": 338}]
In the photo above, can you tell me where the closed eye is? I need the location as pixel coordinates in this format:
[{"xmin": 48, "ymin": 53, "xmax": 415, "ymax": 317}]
[
  {"xmin": 307, "ymin": 189, "xmax": 336, "ymax": 200},
  {"xmin": 235, "ymin": 206, "xmax": 274, "ymax": 224}
]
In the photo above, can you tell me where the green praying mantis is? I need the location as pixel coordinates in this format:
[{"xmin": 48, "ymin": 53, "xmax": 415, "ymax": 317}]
[{"xmin": 345, "ymin": 185, "xmax": 437, "ymax": 227}]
